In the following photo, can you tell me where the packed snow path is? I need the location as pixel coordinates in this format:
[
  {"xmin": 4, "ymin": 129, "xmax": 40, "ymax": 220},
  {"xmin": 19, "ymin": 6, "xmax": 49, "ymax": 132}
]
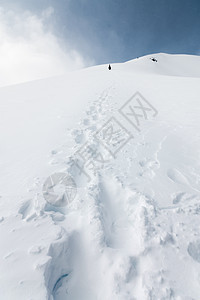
[{"xmin": 1, "ymin": 53, "xmax": 200, "ymax": 299}]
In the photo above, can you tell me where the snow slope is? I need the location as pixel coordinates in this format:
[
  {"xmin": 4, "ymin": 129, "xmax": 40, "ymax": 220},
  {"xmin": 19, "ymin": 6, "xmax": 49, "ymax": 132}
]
[{"xmin": 1, "ymin": 53, "xmax": 200, "ymax": 299}]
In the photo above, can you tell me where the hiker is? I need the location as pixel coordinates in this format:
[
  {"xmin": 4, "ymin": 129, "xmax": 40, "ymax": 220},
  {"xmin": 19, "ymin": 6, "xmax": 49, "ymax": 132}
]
[{"xmin": 108, "ymin": 64, "xmax": 111, "ymax": 70}]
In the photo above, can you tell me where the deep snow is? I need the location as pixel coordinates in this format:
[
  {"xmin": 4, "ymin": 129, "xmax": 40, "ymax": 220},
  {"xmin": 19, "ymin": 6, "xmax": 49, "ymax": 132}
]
[{"xmin": 1, "ymin": 53, "xmax": 200, "ymax": 299}]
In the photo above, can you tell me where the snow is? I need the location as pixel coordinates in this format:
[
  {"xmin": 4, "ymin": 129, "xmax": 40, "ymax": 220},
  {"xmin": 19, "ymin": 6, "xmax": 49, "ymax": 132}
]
[{"xmin": 1, "ymin": 53, "xmax": 200, "ymax": 299}]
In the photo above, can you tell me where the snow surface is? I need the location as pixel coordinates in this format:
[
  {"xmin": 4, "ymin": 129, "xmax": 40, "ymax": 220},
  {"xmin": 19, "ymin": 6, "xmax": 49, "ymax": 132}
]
[{"xmin": 1, "ymin": 53, "xmax": 200, "ymax": 299}]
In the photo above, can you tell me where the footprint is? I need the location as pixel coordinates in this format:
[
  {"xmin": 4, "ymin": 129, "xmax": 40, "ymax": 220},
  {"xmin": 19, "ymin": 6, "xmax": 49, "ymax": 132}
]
[
  {"xmin": 188, "ymin": 240, "xmax": 200, "ymax": 263},
  {"xmin": 83, "ymin": 119, "xmax": 90, "ymax": 126},
  {"xmin": 139, "ymin": 159, "xmax": 159, "ymax": 169},
  {"xmin": 167, "ymin": 168, "xmax": 189, "ymax": 185},
  {"xmin": 139, "ymin": 158, "xmax": 160, "ymax": 179},
  {"xmin": 88, "ymin": 125, "xmax": 97, "ymax": 132},
  {"xmin": 4, "ymin": 252, "xmax": 14, "ymax": 259},
  {"xmin": 71, "ymin": 129, "xmax": 85, "ymax": 144},
  {"xmin": 89, "ymin": 106, "xmax": 95, "ymax": 112},
  {"xmin": 18, "ymin": 199, "xmax": 32, "ymax": 219},
  {"xmin": 172, "ymin": 192, "xmax": 186, "ymax": 204},
  {"xmin": 51, "ymin": 150, "xmax": 57, "ymax": 155},
  {"xmin": 29, "ymin": 245, "xmax": 44, "ymax": 255},
  {"xmin": 92, "ymin": 115, "xmax": 98, "ymax": 121},
  {"xmin": 172, "ymin": 192, "xmax": 197, "ymax": 204},
  {"xmin": 18, "ymin": 199, "xmax": 36, "ymax": 221}
]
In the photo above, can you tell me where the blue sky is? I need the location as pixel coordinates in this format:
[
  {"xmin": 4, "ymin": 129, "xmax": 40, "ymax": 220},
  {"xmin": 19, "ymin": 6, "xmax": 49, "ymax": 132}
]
[
  {"xmin": 0, "ymin": 0, "xmax": 200, "ymax": 85},
  {"xmin": 2, "ymin": 0, "xmax": 200, "ymax": 64}
]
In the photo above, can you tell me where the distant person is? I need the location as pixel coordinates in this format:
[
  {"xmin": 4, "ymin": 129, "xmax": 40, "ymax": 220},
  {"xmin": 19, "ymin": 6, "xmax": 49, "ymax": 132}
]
[{"xmin": 108, "ymin": 64, "xmax": 111, "ymax": 70}]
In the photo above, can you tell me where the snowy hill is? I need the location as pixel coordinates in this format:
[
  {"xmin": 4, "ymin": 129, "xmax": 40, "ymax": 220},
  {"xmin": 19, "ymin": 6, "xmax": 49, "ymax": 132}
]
[
  {"xmin": 123, "ymin": 53, "xmax": 200, "ymax": 77},
  {"xmin": 1, "ymin": 53, "xmax": 200, "ymax": 299}
]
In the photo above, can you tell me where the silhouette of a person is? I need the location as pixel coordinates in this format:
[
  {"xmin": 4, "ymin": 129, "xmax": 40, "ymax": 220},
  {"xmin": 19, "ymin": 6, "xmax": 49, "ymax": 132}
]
[{"xmin": 108, "ymin": 64, "xmax": 111, "ymax": 70}]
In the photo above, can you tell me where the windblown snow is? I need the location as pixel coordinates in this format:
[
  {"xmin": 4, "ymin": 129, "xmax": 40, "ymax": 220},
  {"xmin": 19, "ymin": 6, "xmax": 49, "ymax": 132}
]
[{"xmin": 1, "ymin": 53, "xmax": 200, "ymax": 300}]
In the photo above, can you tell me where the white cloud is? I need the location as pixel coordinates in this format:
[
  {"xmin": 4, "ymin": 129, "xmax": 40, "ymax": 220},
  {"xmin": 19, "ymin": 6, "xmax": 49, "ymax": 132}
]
[{"xmin": 0, "ymin": 7, "xmax": 88, "ymax": 87}]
